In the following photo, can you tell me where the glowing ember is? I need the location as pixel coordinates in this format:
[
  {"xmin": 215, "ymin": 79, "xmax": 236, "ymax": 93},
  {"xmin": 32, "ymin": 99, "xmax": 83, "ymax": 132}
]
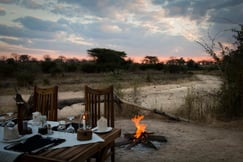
[{"xmin": 131, "ymin": 115, "xmax": 147, "ymax": 138}]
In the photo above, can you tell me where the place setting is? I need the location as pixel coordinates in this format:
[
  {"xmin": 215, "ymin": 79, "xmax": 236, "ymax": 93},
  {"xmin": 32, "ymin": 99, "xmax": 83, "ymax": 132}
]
[
  {"xmin": 0, "ymin": 111, "xmax": 66, "ymax": 155},
  {"xmin": 0, "ymin": 107, "xmax": 118, "ymax": 162}
]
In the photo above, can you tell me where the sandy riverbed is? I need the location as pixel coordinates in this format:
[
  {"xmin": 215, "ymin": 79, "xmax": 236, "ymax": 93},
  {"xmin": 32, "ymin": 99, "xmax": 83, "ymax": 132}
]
[{"xmin": 0, "ymin": 74, "xmax": 221, "ymax": 117}]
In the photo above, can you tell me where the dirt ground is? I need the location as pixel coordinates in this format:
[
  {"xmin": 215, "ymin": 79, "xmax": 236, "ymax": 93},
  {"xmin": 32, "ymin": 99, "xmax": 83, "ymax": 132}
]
[
  {"xmin": 1, "ymin": 74, "xmax": 243, "ymax": 162},
  {"xmin": 115, "ymin": 117, "xmax": 243, "ymax": 162}
]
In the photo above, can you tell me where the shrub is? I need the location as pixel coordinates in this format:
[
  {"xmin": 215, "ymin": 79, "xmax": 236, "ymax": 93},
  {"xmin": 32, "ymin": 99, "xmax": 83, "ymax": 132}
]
[
  {"xmin": 16, "ymin": 70, "xmax": 35, "ymax": 86},
  {"xmin": 178, "ymin": 87, "xmax": 219, "ymax": 122}
]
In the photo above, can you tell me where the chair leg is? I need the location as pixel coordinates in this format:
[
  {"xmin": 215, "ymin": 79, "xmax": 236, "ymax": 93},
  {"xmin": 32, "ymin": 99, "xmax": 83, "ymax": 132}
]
[
  {"xmin": 96, "ymin": 141, "xmax": 116, "ymax": 162},
  {"xmin": 111, "ymin": 146, "xmax": 115, "ymax": 162}
]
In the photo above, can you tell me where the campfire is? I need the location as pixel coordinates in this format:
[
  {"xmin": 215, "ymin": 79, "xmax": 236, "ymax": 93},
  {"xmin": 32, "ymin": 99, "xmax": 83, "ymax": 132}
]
[{"xmin": 117, "ymin": 115, "xmax": 167, "ymax": 150}]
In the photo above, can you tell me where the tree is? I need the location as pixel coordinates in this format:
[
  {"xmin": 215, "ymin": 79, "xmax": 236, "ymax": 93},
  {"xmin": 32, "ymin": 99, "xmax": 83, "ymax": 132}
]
[
  {"xmin": 166, "ymin": 57, "xmax": 185, "ymax": 65},
  {"xmin": 142, "ymin": 56, "xmax": 159, "ymax": 64},
  {"xmin": 43, "ymin": 55, "xmax": 52, "ymax": 61},
  {"xmin": 186, "ymin": 59, "xmax": 199, "ymax": 70},
  {"xmin": 87, "ymin": 48, "xmax": 126, "ymax": 65},
  {"xmin": 197, "ymin": 24, "xmax": 243, "ymax": 118},
  {"xmin": 0, "ymin": 58, "xmax": 16, "ymax": 77},
  {"xmin": 41, "ymin": 56, "xmax": 57, "ymax": 74},
  {"xmin": 56, "ymin": 55, "xmax": 67, "ymax": 63},
  {"xmin": 19, "ymin": 54, "xmax": 30, "ymax": 62},
  {"xmin": 87, "ymin": 48, "xmax": 127, "ymax": 72},
  {"xmin": 165, "ymin": 57, "xmax": 187, "ymax": 73}
]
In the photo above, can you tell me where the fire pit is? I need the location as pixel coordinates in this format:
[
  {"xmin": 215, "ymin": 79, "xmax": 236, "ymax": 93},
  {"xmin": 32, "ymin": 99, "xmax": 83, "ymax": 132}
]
[{"xmin": 116, "ymin": 115, "xmax": 167, "ymax": 150}]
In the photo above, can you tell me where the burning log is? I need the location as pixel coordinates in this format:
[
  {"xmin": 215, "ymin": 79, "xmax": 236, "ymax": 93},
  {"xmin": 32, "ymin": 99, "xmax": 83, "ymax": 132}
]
[
  {"xmin": 121, "ymin": 132, "xmax": 167, "ymax": 150},
  {"xmin": 116, "ymin": 115, "xmax": 167, "ymax": 150}
]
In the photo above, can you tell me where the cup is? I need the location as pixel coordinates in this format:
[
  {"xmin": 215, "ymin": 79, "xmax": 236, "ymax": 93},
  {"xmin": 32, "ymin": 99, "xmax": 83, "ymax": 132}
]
[
  {"xmin": 40, "ymin": 115, "xmax": 47, "ymax": 127},
  {"xmin": 32, "ymin": 111, "xmax": 41, "ymax": 126}
]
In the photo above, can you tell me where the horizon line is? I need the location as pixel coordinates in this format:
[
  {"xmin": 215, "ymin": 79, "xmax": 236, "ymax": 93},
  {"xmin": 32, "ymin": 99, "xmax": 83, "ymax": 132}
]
[{"xmin": 0, "ymin": 53, "xmax": 214, "ymax": 63}]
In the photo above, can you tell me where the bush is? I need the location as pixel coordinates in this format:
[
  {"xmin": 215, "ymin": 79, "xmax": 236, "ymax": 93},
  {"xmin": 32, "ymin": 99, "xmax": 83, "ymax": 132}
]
[
  {"xmin": 16, "ymin": 70, "xmax": 35, "ymax": 86},
  {"xmin": 178, "ymin": 87, "xmax": 219, "ymax": 122},
  {"xmin": 218, "ymin": 26, "xmax": 243, "ymax": 118}
]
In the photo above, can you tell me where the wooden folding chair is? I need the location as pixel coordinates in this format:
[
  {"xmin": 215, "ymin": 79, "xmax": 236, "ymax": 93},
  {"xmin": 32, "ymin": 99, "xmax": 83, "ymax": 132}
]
[
  {"xmin": 85, "ymin": 85, "xmax": 115, "ymax": 162},
  {"xmin": 33, "ymin": 86, "xmax": 58, "ymax": 121}
]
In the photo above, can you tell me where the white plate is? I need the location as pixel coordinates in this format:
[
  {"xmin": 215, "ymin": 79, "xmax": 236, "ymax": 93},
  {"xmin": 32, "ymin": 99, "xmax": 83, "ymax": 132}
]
[
  {"xmin": 93, "ymin": 127, "xmax": 112, "ymax": 133},
  {"xmin": 1, "ymin": 136, "xmax": 24, "ymax": 143}
]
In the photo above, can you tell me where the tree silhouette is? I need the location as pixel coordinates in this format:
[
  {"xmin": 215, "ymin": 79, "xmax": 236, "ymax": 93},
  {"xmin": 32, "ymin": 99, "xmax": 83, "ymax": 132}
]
[
  {"xmin": 19, "ymin": 54, "xmax": 30, "ymax": 62},
  {"xmin": 87, "ymin": 48, "xmax": 126, "ymax": 65},
  {"xmin": 142, "ymin": 56, "xmax": 159, "ymax": 64},
  {"xmin": 165, "ymin": 57, "xmax": 187, "ymax": 73},
  {"xmin": 187, "ymin": 59, "xmax": 199, "ymax": 70},
  {"xmin": 87, "ymin": 48, "xmax": 127, "ymax": 72}
]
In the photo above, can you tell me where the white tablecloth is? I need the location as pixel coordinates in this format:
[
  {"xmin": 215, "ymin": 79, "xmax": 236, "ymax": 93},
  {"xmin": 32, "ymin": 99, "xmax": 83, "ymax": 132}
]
[{"xmin": 0, "ymin": 121, "xmax": 104, "ymax": 162}]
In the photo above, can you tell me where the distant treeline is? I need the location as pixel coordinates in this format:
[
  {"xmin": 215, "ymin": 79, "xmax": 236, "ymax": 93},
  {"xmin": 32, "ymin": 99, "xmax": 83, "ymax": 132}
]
[{"xmin": 0, "ymin": 51, "xmax": 217, "ymax": 78}]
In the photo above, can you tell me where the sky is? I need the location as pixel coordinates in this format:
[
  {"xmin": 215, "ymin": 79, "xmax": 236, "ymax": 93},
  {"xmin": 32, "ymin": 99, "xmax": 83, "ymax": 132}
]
[{"xmin": 0, "ymin": 0, "xmax": 242, "ymax": 62}]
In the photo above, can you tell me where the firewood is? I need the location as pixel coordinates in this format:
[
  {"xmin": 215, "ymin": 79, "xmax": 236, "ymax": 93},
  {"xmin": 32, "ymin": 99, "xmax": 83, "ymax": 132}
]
[{"xmin": 121, "ymin": 131, "xmax": 167, "ymax": 150}]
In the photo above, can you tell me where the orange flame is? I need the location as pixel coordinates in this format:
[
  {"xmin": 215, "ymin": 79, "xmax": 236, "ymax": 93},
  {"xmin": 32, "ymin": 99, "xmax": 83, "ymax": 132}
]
[{"xmin": 131, "ymin": 115, "xmax": 146, "ymax": 138}]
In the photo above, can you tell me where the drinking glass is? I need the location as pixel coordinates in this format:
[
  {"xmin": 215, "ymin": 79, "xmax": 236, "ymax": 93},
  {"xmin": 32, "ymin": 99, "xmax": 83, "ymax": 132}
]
[
  {"xmin": 57, "ymin": 120, "xmax": 66, "ymax": 132},
  {"xmin": 6, "ymin": 112, "xmax": 15, "ymax": 127},
  {"xmin": 66, "ymin": 116, "xmax": 75, "ymax": 133}
]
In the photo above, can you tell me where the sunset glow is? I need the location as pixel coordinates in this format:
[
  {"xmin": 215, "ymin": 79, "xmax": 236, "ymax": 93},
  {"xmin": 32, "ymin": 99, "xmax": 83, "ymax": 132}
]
[{"xmin": 0, "ymin": 1, "xmax": 241, "ymax": 60}]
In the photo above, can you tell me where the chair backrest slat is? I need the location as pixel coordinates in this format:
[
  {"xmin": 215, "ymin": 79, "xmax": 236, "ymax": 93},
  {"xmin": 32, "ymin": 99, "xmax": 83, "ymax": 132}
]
[{"xmin": 34, "ymin": 86, "xmax": 58, "ymax": 121}]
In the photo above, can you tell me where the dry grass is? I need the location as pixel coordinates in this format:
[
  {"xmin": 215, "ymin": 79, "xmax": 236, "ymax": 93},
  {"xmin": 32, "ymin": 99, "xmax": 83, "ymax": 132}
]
[
  {"xmin": 176, "ymin": 87, "xmax": 220, "ymax": 122},
  {"xmin": 0, "ymin": 72, "xmax": 197, "ymax": 95}
]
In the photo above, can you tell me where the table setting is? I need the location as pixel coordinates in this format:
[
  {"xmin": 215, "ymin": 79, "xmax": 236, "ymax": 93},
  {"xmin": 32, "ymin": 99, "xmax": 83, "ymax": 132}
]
[{"xmin": 0, "ymin": 111, "xmax": 112, "ymax": 162}]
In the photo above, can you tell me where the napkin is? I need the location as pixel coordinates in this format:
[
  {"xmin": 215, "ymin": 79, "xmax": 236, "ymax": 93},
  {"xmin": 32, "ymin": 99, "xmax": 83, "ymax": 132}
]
[
  {"xmin": 4, "ymin": 125, "xmax": 20, "ymax": 140},
  {"xmin": 97, "ymin": 116, "xmax": 107, "ymax": 132}
]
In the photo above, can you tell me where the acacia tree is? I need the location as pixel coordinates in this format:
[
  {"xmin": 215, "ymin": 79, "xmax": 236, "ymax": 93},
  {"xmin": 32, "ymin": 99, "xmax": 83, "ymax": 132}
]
[
  {"xmin": 87, "ymin": 48, "xmax": 126, "ymax": 64},
  {"xmin": 19, "ymin": 54, "xmax": 31, "ymax": 62},
  {"xmin": 87, "ymin": 48, "xmax": 127, "ymax": 72},
  {"xmin": 142, "ymin": 56, "xmax": 159, "ymax": 64},
  {"xmin": 197, "ymin": 24, "xmax": 243, "ymax": 118}
]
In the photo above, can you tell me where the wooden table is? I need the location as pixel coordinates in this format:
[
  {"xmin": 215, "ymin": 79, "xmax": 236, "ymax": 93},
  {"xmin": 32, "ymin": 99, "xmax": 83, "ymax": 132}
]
[{"xmin": 17, "ymin": 128, "xmax": 121, "ymax": 162}]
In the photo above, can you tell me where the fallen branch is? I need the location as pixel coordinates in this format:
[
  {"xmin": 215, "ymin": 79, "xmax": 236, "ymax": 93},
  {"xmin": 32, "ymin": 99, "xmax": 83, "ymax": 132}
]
[
  {"xmin": 58, "ymin": 98, "xmax": 84, "ymax": 109},
  {"xmin": 153, "ymin": 109, "xmax": 190, "ymax": 122}
]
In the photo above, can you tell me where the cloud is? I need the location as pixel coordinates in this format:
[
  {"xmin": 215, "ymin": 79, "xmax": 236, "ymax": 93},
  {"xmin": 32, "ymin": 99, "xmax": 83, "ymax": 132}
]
[
  {"xmin": 208, "ymin": 3, "xmax": 243, "ymax": 24},
  {"xmin": 0, "ymin": 37, "xmax": 22, "ymax": 45},
  {"xmin": 0, "ymin": 0, "xmax": 17, "ymax": 4},
  {"xmin": 0, "ymin": 0, "xmax": 48, "ymax": 9},
  {"xmin": 0, "ymin": 0, "xmax": 242, "ymax": 60},
  {"xmin": 14, "ymin": 16, "xmax": 65, "ymax": 32},
  {"xmin": 101, "ymin": 24, "xmax": 122, "ymax": 33},
  {"xmin": 0, "ymin": 24, "xmax": 55, "ymax": 39},
  {"xmin": 0, "ymin": 7, "xmax": 6, "ymax": 16},
  {"xmin": 152, "ymin": 0, "xmax": 243, "ymax": 23},
  {"xmin": 20, "ymin": 0, "xmax": 43, "ymax": 9}
]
